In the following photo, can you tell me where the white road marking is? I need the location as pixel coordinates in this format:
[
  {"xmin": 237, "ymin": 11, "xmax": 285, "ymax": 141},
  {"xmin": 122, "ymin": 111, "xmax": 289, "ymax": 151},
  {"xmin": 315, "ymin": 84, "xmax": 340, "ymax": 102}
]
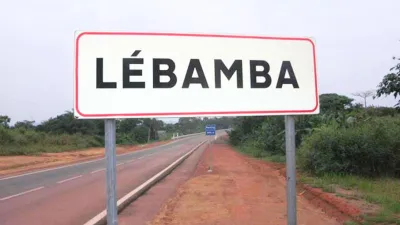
[
  {"xmin": 56, "ymin": 175, "xmax": 83, "ymax": 184},
  {"xmin": 116, "ymin": 163, "xmax": 124, "ymax": 167},
  {"xmin": 0, "ymin": 186, "xmax": 44, "ymax": 201},
  {"xmin": 91, "ymin": 168, "xmax": 105, "ymax": 174},
  {"xmin": 124, "ymin": 153, "xmax": 157, "ymax": 164},
  {"xmin": 0, "ymin": 159, "xmax": 103, "ymax": 181},
  {"xmin": 0, "ymin": 139, "xmax": 183, "ymax": 181},
  {"xmin": 83, "ymin": 140, "xmax": 207, "ymax": 225},
  {"xmin": 125, "ymin": 159, "xmax": 136, "ymax": 163}
]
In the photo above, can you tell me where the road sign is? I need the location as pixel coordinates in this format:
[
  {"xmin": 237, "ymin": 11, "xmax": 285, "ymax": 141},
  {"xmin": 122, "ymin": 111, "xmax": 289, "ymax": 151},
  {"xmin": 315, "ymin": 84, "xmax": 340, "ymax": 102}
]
[
  {"xmin": 74, "ymin": 32, "xmax": 319, "ymax": 119},
  {"xmin": 205, "ymin": 124, "xmax": 216, "ymax": 136},
  {"xmin": 74, "ymin": 31, "xmax": 319, "ymax": 225}
]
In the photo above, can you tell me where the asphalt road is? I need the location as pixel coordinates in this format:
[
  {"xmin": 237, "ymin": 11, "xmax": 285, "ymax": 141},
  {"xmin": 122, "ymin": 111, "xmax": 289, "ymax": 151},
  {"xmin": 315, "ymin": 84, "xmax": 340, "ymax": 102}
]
[{"xmin": 0, "ymin": 134, "xmax": 209, "ymax": 225}]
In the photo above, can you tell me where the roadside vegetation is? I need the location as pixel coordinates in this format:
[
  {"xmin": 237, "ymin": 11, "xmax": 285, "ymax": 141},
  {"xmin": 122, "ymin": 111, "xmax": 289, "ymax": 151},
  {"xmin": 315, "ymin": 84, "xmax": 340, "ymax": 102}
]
[
  {"xmin": 229, "ymin": 55, "xmax": 400, "ymax": 224},
  {"xmin": 0, "ymin": 112, "xmax": 233, "ymax": 156}
]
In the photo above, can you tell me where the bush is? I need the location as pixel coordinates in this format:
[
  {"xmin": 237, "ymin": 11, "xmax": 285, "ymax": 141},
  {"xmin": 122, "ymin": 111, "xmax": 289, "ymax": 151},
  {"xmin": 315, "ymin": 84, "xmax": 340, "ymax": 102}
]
[
  {"xmin": 0, "ymin": 127, "xmax": 102, "ymax": 156},
  {"xmin": 132, "ymin": 126, "xmax": 149, "ymax": 144},
  {"xmin": 228, "ymin": 129, "xmax": 246, "ymax": 146},
  {"xmin": 255, "ymin": 117, "xmax": 285, "ymax": 155},
  {"xmin": 238, "ymin": 140, "xmax": 267, "ymax": 158},
  {"xmin": 298, "ymin": 116, "xmax": 400, "ymax": 177},
  {"xmin": 230, "ymin": 116, "xmax": 300, "ymax": 155},
  {"xmin": 117, "ymin": 133, "xmax": 137, "ymax": 145}
]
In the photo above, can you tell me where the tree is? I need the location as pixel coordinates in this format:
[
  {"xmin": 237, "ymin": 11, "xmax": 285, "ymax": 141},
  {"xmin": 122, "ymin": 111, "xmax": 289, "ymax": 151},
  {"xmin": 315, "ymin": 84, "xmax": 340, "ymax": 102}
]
[
  {"xmin": 319, "ymin": 93, "xmax": 354, "ymax": 113},
  {"xmin": 141, "ymin": 118, "xmax": 152, "ymax": 143},
  {"xmin": 0, "ymin": 115, "xmax": 11, "ymax": 128},
  {"xmin": 352, "ymin": 90, "xmax": 375, "ymax": 108},
  {"xmin": 117, "ymin": 119, "xmax": 140, "ymax": 134},
  {"xmin": 177, "ymin": 117, "xmax": 202, "ymax": 134},
  {"xmin": 140, "ymin": 118, "xmax": 164, "ymax": 142},
  {"xmin": 36, "ymin": 110, "xmax": 100, "ymax": 136},
  {"xmin": 14, "ymin": 120, "xmax": 35, "ymax": 130},
  {"xmin": 351, "ymin": 102, "xmax": 364, "ymax": 109},
  {"xmin": 376, "ymin": 56, "xmax": 400, "ymax": 108}
]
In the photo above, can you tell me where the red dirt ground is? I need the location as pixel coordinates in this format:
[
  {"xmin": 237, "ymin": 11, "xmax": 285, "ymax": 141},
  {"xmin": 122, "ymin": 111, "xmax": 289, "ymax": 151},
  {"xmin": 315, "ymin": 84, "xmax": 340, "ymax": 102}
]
[
  {"xmin": 0, "ymin": 140, "xmax": 172, "ymax": 177},
  {"xmin": 150, "ymin": 137, "xmax": 341, "ymax": 225},
  {"xmin": 118, "ymin": 141, "xmax": 208, "ymax": 225},
  {"xmin": 249, "ymin": 155, "xmax": 371, "ymax": 223}
]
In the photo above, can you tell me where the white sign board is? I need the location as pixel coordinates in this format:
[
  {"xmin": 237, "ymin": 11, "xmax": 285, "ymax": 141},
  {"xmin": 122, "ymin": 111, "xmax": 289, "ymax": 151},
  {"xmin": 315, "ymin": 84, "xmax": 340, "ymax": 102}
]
[{"xmin": 74, "ymin": 32, "xmax": 319, "ymax": 119}]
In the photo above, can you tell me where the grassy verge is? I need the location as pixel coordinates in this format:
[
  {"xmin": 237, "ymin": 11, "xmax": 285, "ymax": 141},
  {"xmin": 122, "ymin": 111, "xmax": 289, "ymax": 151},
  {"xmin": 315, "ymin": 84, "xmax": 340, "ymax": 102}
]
[
  {"xmin": 236, "ymin": 142, "xmax": 285, "ymax": 163},
  {"xmin": 233, "ymin": 142, "xmax": 400, "ymax": 224},
  {"xmin": 0, "ymin": 125, "xmax": 175, "ymax": 156},
  {"xmin": 0, "ymin": 134, "xmax": 103, "ymax": 156},
  {"xmin": 300, "ymin": 173, "xmax": 400, "ymax": 225},
  {"xmin": 0, "ymin": 127, "xmax": 104, "ymax": 156},
  {"xmin": 0, "ymin": 136, "xmax": 171, "ymax": 156}
]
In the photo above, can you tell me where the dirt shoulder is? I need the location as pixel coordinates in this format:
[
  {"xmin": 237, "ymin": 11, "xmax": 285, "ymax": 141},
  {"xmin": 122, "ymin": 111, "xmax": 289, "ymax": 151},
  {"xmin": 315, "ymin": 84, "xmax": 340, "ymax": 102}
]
[
  {"xmin": 149, "ymin": 137, "xmax": 340, "ymax": 225},
  {"xmin": 0, "ymin": 140, "xmax": 172, "ymax": 177},
  {"xmin": 119, "ymin": 140, "xmax": 207, "ymax": 225}
]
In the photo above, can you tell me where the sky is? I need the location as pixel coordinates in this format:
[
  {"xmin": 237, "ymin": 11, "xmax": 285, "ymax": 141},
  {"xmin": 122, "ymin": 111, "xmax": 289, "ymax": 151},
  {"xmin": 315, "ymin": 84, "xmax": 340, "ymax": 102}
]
[{"xmin": 0, "ymin": 0, "xmax": 399, "ymax": 124}]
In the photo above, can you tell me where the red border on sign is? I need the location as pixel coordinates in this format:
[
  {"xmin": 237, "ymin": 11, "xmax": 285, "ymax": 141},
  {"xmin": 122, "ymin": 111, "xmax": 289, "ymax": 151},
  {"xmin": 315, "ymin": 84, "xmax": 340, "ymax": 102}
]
[{"xmin": 75, "ymin": 32, "xmax": 319, "ymax": 117}]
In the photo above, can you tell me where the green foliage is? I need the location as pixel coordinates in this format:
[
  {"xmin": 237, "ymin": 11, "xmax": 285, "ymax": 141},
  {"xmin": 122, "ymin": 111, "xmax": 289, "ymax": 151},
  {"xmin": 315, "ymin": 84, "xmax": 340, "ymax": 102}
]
[
  {"xmin": 117, "ymin": 119, "xmax": 140, "ymax": 134},
  {"xmin": 36, "ymin": 110, "xmax": 102, "ymax": 136},
  {"xmin": 237, "ymin": 140, "xmax": 267, "ymax": 158},
  {"xmin": 0, "ymin": 110, "xmax": 234, "ymax": 155},
  {"xmin": 116, "ymin": 133, "xmax": 136, "ymax": 145},
  {"xmin": 13, "ymin": 120, "xmax": 35, "ymax": 130},
  {"xmin": 230, "ymin": 95, "xmax": 400, "ymax": 223},
  {"xmin": 229, "ymin": 92, "xmax": 400, "ymax": 179},
  {"xmin": 298, "ymin": 116, "xmax": 400, "ymax": 177},
  {"xmin": 131, "ymin": 126, "xmax": 149, "ymax": 143},
  {"xmin": 0, "ymin": 115, "xmax": 11, "ymax": 128},
  {"xmin": 175, "ymin": 117, "xmax": 234, "ymax": 135},
  {"xmin": 255, "ymin": 117, "xmax": 285, "ymax": 154},
  {"xmin": 116, "ymin": 119, "xmax": 149, "ymax": 144},
  {"xmin": 229, "ymin": 116, "xmax": 266, "ymax": 146},
  {"xmin": 236, "ymin": 140, "xmax": 285, "ymax": 162},
  {"xmin": 319, "ymin": 93, "xmax": 354, "ymax": 113},
  {"xmin": 301, "ymin": 173, "xmax": 400, "ymax": 224},
  {"xmin": 0, "ymin": 126, "xmax": 102, "ymax": 155},
  {"xmin": 376, "ymin": 56, "xmax": 400, "ymax": 108},
  {"xmin": 230, "ymin": 115, "xmax": 314, "ymax": 155}
]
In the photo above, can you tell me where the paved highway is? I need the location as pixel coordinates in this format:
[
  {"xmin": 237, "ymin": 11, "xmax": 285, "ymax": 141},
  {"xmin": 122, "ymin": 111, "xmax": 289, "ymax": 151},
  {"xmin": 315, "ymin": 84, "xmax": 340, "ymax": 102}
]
[{"xmin": 0, "ymin": 134, "xmax": 209, "ymax": 225}]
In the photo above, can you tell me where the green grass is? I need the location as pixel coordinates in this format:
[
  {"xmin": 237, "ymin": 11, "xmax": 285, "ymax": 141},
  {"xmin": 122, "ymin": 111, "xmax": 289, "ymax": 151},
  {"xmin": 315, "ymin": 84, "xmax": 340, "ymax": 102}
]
[
  {"xmin": 300, "ymin": 173, "xmax": 400, "ymax": 224},
  {"xmin": 0, "ymin": 127, "xmax": 103, "ymax": 155},
  {"xmin": 262, "ymin": 154, "xmax": 286, "ymax": 163},
  {"xmin": 232, "ymin": 140, "xmax": 400, "ymax": 224},
  {"xmin": 159, "ymin": 132, "xmax": 175, "ymax": 141},
  {"xmin": 235, "ymin": 143, "xmax": 286, "ymax": 163},
  {"xmin": 0, "ymin": 126, "xmax": 172, "ymax": 156},
  {"xmin": 344, "ymin": 221, "xmax": 359, "ymax": 225},
  {"xmin": 0, "ymin": 140, "xmax": 103, "ymax": 156}
]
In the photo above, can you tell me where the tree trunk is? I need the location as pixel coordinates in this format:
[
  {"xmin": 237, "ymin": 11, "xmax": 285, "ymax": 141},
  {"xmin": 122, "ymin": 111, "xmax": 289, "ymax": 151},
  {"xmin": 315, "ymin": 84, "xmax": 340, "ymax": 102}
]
[{"xmin": 147, "ymin": 126, "xmax": 151, "ymax": 143}]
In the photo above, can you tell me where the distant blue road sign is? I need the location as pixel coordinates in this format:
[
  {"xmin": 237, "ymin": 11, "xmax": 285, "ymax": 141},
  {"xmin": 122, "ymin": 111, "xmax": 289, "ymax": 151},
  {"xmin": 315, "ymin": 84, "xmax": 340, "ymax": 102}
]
[{"xmin": 205, "ymin": 124, "xmax": 216, "ymax": 136}]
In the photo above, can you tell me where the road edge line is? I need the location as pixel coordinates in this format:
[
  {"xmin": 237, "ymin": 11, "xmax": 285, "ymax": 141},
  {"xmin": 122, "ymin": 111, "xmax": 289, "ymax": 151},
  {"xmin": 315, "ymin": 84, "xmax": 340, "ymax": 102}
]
[
  {"xmin": 83, "ymin": 140, "xmax": 207, "ymax": 225},
  {"xmin": 0, "ymin": 186, "xmax": 44, "ymax": 201},
  {"xmin": 56, "ymin": 175, "xmax": 83, "ymax": 184},
  {"xmin": 0, "ymin": 136, "xmax": 194, "ymax": 181}
]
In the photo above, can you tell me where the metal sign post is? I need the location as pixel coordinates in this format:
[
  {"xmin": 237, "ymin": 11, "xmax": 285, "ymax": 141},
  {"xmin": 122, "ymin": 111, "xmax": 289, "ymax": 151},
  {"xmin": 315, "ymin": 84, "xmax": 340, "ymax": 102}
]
[
  {"xmin": 104, "ymin": 119, "xmax": 118, "ymax": 225},
  {"xmin": 205, "ymin": 124, "xmax": 216, "ymax": 172},
  {"xmin": 208, "ymin": 138, "xmax": 213, "ymax": 172},
  {"xmin": 285, "ymin": 115, "xmax": 297, "ymax": 225}
]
